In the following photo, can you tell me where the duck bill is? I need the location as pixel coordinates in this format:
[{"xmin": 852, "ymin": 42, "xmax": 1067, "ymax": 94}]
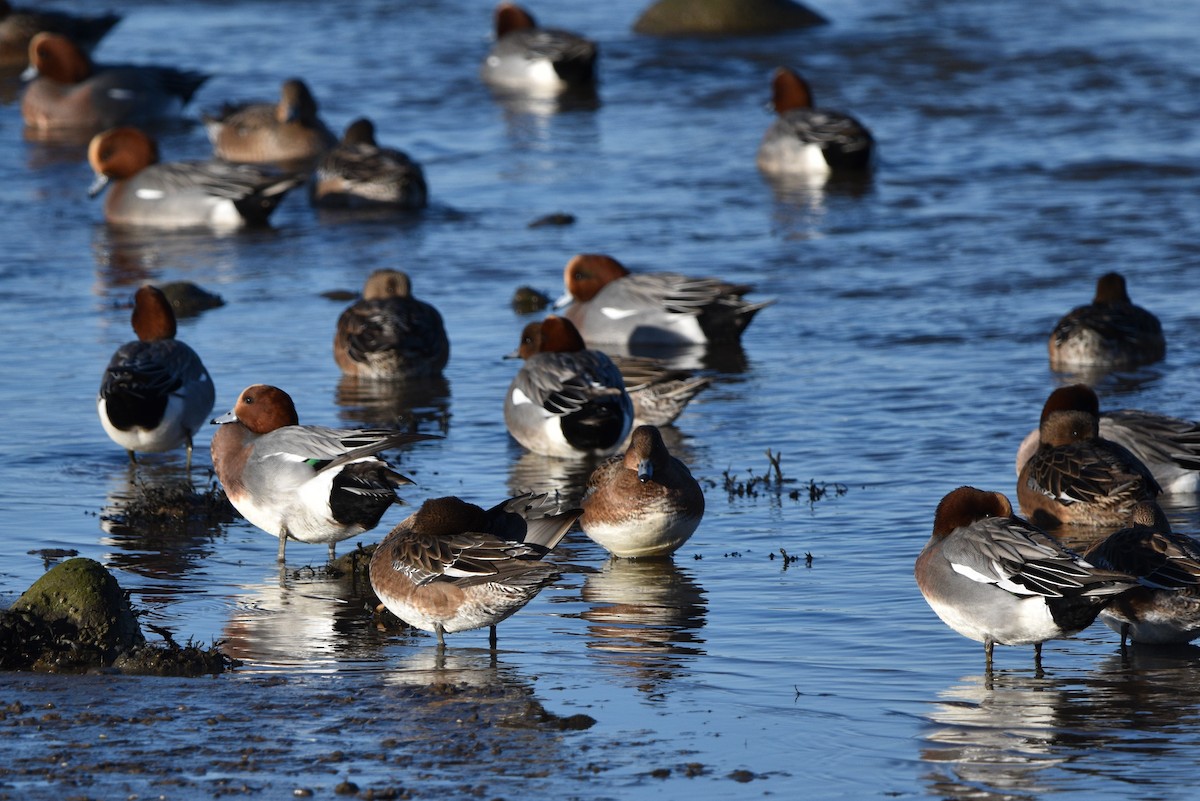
[
  {"xmin": 87, "ymin": 173, "xmax": 110, "ymax": 199},
  {"xmin": 637, "ymin": 458, "xmax": 654, "ymax": 483},
  {"xmin": 211, "ymin": 409, "xmax": 238, "ymax": 425},
  {"xmin": 552, "ymin": 291, "xmax": 574, "ymax": 309}
]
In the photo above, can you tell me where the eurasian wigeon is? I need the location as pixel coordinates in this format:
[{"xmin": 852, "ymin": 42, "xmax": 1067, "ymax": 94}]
[
  {"xmin": 1017, "ymin": 388, "xmax": 1161, "ymax": 528},
  {"xmin": 480, "ymin": 3, "xmax": 597, "ymax": 97},
  {"xmin": 756, "ymin": 67, "xmax": 874, "ymax": 178},
  {"xmin": 1048, "ymin": 272, "xmax": 1165, "ymax": 370},
  {"xmin": 580, "ymin": 425, "xmax": 704, "ymax": 558},
  {"xmin": 0, "ymin": 2, "xmax": 119, "ymax": 68},
  {"xmin": 98, "ymin": 285, "xmax": 214, "ymax": 471},
  {"xmin": 334, "ymin": 269, "xmax": 449, "ymax": 380},
  {"xmin": 1015, "ymin": 384, "xmax": 1200, "ymax": 495},
  {"xmin": 311, "ymin": 118, "xmax": 428, "ymax": 211},
  {"xmin": 503, "ymin": 315, "xmax": 633, "ymax": 459},
  {"xmin": 1083, "ymin": 502, "xmax": 1200, "ymax": 646},
  {"xmin": 557, "ymin": 253, "xmax": 774, "ymax": 348},
  {"xmin": 210, "ymin": 384, "xmax": 437, "ymax": 563},
  {"xmin": 610, "ymin": 354, "xmax": 711, "ymax": 428},
  {"xmin": 369, "ymin": 492, "xmax": 581, "ymax": 647},
  {"xmin": 202, "ymin": 78, "xmax": 336, "ymax": 167},
  {"xmin": 87, "ymin": 127, "xmax": 306, "ymax": 229},
  {"xmin": 915, "ymin": 486, "xmax": 1137, "ymax": 666},
  {"xmin": 20, "ymin": 32, "xmax": 207, "ymax": 137}
]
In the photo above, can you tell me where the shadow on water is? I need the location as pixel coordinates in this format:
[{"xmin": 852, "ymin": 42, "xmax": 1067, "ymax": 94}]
[{"xmin": 334, "ymin": 373, "xmax": 452, "ymax": 434}]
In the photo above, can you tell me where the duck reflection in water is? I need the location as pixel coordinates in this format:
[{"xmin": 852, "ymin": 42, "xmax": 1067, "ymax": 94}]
[
  {"xmin": 335, "ymin": 373, "xmax": 451, "ymax": 435},
  {"xmin": 581, "ymin": 557, "xmax": 707, "ymax": 696}
]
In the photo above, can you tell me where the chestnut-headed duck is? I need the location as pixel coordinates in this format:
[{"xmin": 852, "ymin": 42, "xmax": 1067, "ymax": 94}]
[
  {"xmin": 915, "ymin": 486, "xmax": 1137, "ymax": 666},
  {"xmin": 20, "ymin": 32, "xmax": 206, "ymax": 137},
  {"xmin": 504, "ymin": 315, "xmax": 633, "ymax": 459},
  {"xmin": 557, "ymin": 253, "xmax": 773, "ymax": 348},
  {"xmin": 1015, "ymin": 384, "xmax": 1200, "ymax": 495},
  {"xmin": 311, "ymin": 118, "xmax": 428, "ymax": 211},
  {"xmin": 87, "ymin": 127, "xmax": 305, "ymax": 229},
  {"xmin": 0, "ymin": 3, "xmax": 119, "ymax": 68},
  {"xmin": 1083, "ymin": 502, "xmax": 1200, "ymax": 646},
  {"xmin": 1048, "ymin": 272, "xmax": 1165, "ymax": 370},
  {"xmin": 757, "ymin": 67, "xmax": 874, "ymax": 178},
  {"xmin": 370, "ymin": 492, "xmax": 581, "ymax": 647},
  {"xmin": 580, "ymin": 425, "xmax": 704, "ymax": 557},
  {"xmin": 98, "ymin": 285, "xmax": 214, "ymax": 471},
  {"xmin": 334, "ymin": 269, "xmax": 449, "ymax": 380},
  {"xmin": 210, "ymin": 384, "xmax": 438, "ymax": 563},
  {"xmin": 1017, "ymin": 388, "xmax": 1160, "ymax": 528},
  {"xmin": 480, "ymin": 3, "xmax": 597, "ymax": 96},
  {"xmin": 202, "ymin": 78, "xmax": 336, "ymax": 167}
]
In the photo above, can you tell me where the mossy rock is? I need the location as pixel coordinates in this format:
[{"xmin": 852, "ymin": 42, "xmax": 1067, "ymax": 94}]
[
  {"xmin": 10, "ymin": 557, "xmax": 144, "ymax": 657},
  {"xmin": 633, "ymin": 0, "xmax": 828, "ymax": 36}
]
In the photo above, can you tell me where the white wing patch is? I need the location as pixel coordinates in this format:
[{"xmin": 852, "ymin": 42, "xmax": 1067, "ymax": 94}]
[
  {"xmin": 135, "ymin": 188, "xmax": 166, "ymax": 200},
  {"xmin": 511, "ymin": 387, "xmax": 532, "ymax": 406},
  {"xmin": 600, "ymin": 307, "xmax": 638, "ymax": 320}
]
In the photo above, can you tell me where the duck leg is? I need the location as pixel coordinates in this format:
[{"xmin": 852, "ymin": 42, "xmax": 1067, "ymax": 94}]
[
  {"xmin": 489, "ymin": 625, "xmax": 498, "ymax": 650},
  {"xmin": 277, "ymin": 529, "xmax": 289, "ymax": 563}
]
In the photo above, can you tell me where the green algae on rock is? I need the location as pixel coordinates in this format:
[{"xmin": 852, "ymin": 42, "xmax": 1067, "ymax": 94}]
[
  {"xmin": 633, "ymin": 0, "xmax": 827, "ymax": 36},
  {"xmin": 1, "ymin": 557, "xmax": 235, "ymax": 675}
]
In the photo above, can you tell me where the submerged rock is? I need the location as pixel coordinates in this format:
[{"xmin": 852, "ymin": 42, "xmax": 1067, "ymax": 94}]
[
  {"xmin": 633, "ymin": 0, "xmax": 827, "ymax": 36},
  {"xmin": 512, "ymin": 286, "xmax": 552, "ymax": 315},
  {"xmin": 157, "ymin": 280, "xmax": 225, "ymax": 318},
  {"xmin": 0, "ymin": 557, "xmax": 235, "ymax": 675}
]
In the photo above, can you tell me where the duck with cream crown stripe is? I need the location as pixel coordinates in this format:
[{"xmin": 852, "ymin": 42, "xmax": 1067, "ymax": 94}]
[
  {"xmin": 98, "ymin": 285, "xmax": 214, "ymax": 472},
  {"xmin": 210, "ymin": 384, "xmax": 439, "ymax": 564},
  {"xmin": 504, "ymin": 315, "xmax": 632, "ymax": 459}
]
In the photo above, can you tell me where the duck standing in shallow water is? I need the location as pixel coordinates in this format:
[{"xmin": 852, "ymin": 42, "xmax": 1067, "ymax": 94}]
[
  {"xmin": 1017, "ymin": 387, "xmax": 1160, "ymax": 528},
  {"xmin": 557, "ymin": 253, "xmax": 773, "ymax": 348},
  {"xmin": 504, "ymin": 315, "xmax": 633, "ymax": 459},
  {"xmin": 1048, "ymin": 272, "xmax": 1165, "ymax": 371},
  {"xmin": 370, "ymin": 492, "xmax": 581, "ymax": 648},
  {"xmin": 21, "ymin": 32, "xmax": 207, "ymax": 137},
  {"xmin": 915, "ymin": 486, "xmax": 1137, "ymax": 667},
  {"xmin": 480, "ymin": 3, "xmax": 597, "ymax": 97},
  {"xmin": 311, "ymin": 118, "xmax": 427, "ymax": 211},
  {"xmin": 1083, "ymin": 502, "xmax": 1200, "ymax": 646},
  {"xmin": 581, "ymin": 425, "xmax": 704, "ymax": 558},
  {"xmin": 210, "ymin": 384, "xmax": 437, "ymax": 563},
  {"xmin": 1015, "ymin": 384, "xmax": 1200, "ymax": 495},
  {"xmin": 87, "ymin": 127, "xmax": 306, "ymax": 229},
  {"xmin": 334, "ymin": 269, "xmax": 449, "ymax": 380},
  {"xmin": 756, "ymin": 66, "xmax": 874, "ymax": 179},
  {"xmin": 98, "ymin": 285, "xmax": 214, "ymax": 471}
]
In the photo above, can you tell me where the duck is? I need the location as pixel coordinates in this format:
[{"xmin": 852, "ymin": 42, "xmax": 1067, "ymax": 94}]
[
  {"xmin": 1083, "ymin": 502, "xmax": 1200, "ymax": 646},
  {"xmin": 87, "ymin": 127, "xmax": 306, "ymax": 229},
  {"xmin": 210, "ymin": 384, "xmax": 438, "ymax": 563},
  {"xmin": 1015, "ymin": 384, "xmax": 1200, "ymax": 495},
  {"xmin": 915, "ymin": 486, "xmax": 1137, "ymax": 666},
  {"xmin": 370, "ymin": 491, "xmax": 581, "ymax": 647},
  {"xmin": 1017, "ymin": 388, "xmax": 1160, "ymax": 528},
  {"xmin": 20, "ymin": 32, "xmax": 207, "ymax": 136},
  {"xmin": 334, "ymin": 269, "xmax": 449, "ymax": 379},
  {"xmin": 610, "ymin": 354, "xmax": 710, "ymax": 427},
  {"xmin": 202, "ymin": 77, "xmax": 336, "ymax": 167},
  {"xmin": 311, "ymin": 118, "xmax": 428, "ymax": 211},
  {"xmin": 756, "ymin": 66, "xmax": 874, "ymax": 178},
  {"xmin": 580, "ymin": 425, "xmax": 705, "ymax": 557},
  {"xmin": 557, "ymin": 253, "xmax": 773, "ymax": 347},
  {"xmin": 504, "ymin": 315, "xmax": 633, "ymax": 458},
  {"xmin": 0, "ymin": 2, "xmax": 120, "ymax": 68},
  {"xmin": 98, "ymin": 284, "xmax": 214, "ymax": 471},
  {"xmin": 1048, "ymin": 272, "xmax": 1165, "ymax": 370},
  {"xmin": 480, "ymin": 3, "xmax": 597, "ymax": 96}
]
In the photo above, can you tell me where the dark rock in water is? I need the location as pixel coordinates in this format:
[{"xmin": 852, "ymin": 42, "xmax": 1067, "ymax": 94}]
[
  {"xmin": 528, "ymin": 212, "xmax": 576, "ymax": 228},
  {"xmin": 8, "ymin": 557, "xmax": 144, "ymax": 665},
  {"xmin": 0, "ymin": 557, "xmax": 235, "ymax": 675},
  {"xmin": 512, "ymin": 286, "xmax": 552, "ymax": 315},
  {"xmin": 158, "ymin": 280, "xmax": 225, "ymax": 318},
  {"xmin": 633, "ymin": 0, "xmax": 827, "ymax": 36}
]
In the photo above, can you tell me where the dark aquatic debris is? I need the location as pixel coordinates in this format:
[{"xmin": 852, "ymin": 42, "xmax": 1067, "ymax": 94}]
[
  {"xmin": 512, "ymin": 285, "xmax": 552, "ymax": 314},
  {"xmin": 528, "ymin": 212, "xmax": 576, "ymax": 228},
  {"xmin": 0, "ymin": 557, "xmax": 236, "ymax": 675},
  {"xmin": 100, "ymin": 477, "xmax": 238, "ymax": 536},
  {"xmin": 721, "ymin": 450, "xmax": 848, "ymax": 505}
]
